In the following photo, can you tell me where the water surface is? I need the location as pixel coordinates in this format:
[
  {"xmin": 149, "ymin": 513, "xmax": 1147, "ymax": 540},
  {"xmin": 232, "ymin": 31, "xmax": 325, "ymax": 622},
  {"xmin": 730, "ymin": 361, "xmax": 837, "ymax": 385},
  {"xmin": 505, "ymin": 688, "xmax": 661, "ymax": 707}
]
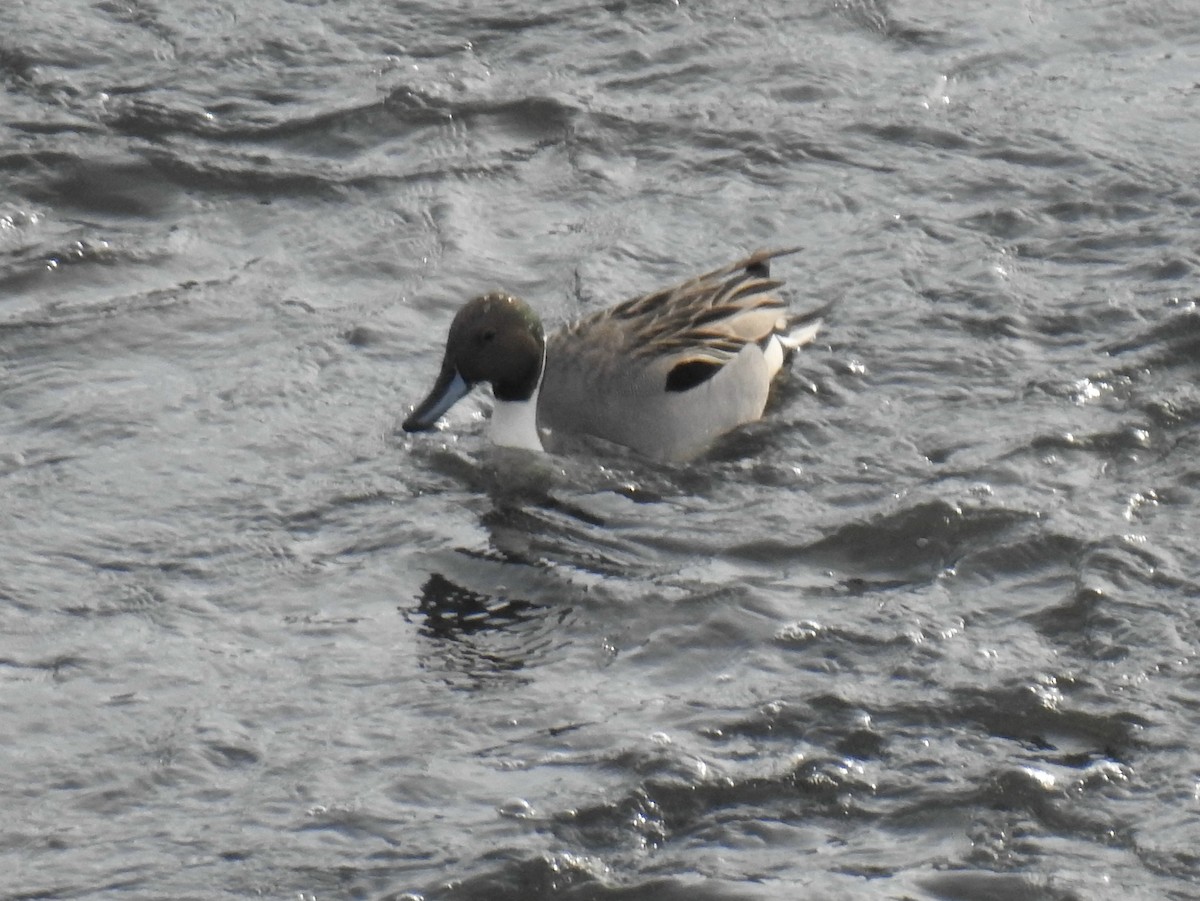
[{"xmin": 3, "ymin": 1, "xmax": 1200, "ymax": 898}]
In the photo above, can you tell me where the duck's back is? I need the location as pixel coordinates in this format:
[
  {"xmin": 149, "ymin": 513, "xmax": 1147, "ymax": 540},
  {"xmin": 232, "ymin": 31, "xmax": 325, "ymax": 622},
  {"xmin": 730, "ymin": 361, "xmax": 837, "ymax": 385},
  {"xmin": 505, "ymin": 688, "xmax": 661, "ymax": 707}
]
[{"xmin": 537, "ymin": 249, "xmax": 804, "ymax": 461}]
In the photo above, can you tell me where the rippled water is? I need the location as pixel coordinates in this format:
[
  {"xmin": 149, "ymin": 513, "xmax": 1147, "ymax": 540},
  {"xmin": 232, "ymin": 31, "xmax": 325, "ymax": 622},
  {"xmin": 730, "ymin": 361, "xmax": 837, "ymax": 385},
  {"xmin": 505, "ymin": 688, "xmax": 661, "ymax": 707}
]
[{"xmin": 3, "ymin": 1, "xmax": 1200, "ymax": 898}]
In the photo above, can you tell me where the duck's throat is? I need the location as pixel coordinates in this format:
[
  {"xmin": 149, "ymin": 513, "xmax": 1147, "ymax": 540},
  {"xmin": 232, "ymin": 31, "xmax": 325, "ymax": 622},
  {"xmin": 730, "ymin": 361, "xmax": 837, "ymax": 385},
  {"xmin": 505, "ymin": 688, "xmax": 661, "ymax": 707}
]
[
  {"xmin": 488, "ymin": 344, "xmax": 545, "ymax": 452},
  {"xmin": 489, "ymin": 388, "xmax": 543, "ymax": 452}
]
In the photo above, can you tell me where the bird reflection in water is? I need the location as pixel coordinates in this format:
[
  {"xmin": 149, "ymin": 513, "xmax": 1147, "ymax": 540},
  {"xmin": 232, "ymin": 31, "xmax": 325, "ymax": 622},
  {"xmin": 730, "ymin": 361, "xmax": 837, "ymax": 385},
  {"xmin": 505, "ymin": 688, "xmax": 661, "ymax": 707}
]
[{"xmin": 408, "ymin": 569, "xmax": 568, "ymax": 686}]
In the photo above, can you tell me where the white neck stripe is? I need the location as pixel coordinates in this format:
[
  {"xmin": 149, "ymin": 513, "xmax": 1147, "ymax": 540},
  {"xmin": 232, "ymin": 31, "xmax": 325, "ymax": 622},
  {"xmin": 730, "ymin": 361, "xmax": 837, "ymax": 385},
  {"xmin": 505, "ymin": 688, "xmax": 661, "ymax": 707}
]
[{"xmin": 488, "ymin": 343, "xmax": 545, "ymax": 452}]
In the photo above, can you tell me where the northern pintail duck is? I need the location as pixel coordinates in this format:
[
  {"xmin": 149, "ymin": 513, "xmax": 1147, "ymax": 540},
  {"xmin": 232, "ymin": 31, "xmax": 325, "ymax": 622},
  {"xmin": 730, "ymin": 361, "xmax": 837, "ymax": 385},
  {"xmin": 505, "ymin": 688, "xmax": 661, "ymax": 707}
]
[{"xmin": 402, "ymin": 247, "xmax": 826, "ymax": 462}]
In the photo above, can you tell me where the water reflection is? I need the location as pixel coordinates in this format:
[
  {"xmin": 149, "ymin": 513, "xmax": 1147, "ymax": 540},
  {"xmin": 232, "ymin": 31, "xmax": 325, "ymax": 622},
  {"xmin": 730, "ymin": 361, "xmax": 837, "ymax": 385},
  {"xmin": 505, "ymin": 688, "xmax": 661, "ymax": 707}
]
[
  {"xmin": 408, "ymin": 568, "xmax": 568, "ymax": 687},
  {"xmin": 415, "ymin": 571, "xmax": 546, "ymax": 640}
]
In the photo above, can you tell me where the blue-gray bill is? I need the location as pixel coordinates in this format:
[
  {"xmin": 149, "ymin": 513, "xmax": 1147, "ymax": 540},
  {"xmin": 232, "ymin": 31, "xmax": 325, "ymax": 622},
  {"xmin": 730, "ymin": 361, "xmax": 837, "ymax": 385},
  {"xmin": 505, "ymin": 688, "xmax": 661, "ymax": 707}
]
[{"xmin": 402, "ymin": 364, "xmax": 471, "ymax": 432}]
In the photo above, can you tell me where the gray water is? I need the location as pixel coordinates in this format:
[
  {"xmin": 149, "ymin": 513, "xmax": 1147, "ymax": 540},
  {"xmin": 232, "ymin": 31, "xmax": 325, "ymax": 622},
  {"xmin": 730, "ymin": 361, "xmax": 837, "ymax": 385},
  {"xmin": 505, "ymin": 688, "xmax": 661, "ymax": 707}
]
[{"xmin": 3, "ymin": 1, "xmax": 1199, "ymax": 899}]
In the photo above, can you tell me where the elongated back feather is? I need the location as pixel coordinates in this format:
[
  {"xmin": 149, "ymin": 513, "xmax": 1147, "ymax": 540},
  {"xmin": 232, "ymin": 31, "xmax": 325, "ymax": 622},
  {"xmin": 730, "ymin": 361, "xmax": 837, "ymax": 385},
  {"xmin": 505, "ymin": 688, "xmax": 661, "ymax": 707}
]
[{"xmin": 565, "ymin": 248, "xmax": 802, "ymax": 370}]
